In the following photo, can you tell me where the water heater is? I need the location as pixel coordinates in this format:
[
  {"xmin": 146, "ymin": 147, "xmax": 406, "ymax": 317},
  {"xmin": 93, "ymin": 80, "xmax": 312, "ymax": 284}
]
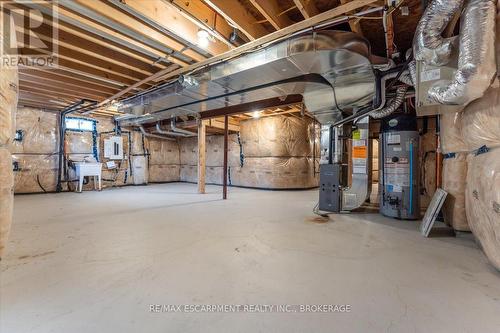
[{"xmin": 379, "ymin": 114, "xmax": 420, "ymax": 220}]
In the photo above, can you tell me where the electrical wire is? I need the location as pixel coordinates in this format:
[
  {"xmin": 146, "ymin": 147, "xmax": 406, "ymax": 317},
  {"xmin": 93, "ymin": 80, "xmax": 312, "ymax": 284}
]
[{"xmin": 349, "ymin": 0, "xmax": 407, "ymax": 21}]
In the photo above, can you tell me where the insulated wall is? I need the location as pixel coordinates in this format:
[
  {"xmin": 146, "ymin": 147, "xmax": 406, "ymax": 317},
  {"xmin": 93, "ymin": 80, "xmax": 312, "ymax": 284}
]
[
  {"xmin": 0, "ymin": 26, "xmax": 18, "ymax": 258},
  {"xmin": 11, "ymin": 108, "xmax": 58, "ymax": 193},
  {"xmin": 234, "ymin": 115, "xmax": 319, "ymax": 189},
  {"xmin": 461, "ymin": 86, "xmax": 500, "ymax": 270},
  {"xmin": 440, "ymin": 111, "xmax": 469, "ymax": 231},
  {"xmin": 179, "ymin": 134, "xmax": 240, "ymax": 184},
  {"xmin": 147, "ymin": 137, "xmax": 181, "ymax": 183},
  {"xmin": 177, "ymin": 115, "xmax": 320, "ymax": 189}
]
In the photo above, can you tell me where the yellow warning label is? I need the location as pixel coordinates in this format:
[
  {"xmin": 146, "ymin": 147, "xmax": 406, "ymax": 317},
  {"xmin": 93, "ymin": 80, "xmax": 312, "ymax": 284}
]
[
  {"xmin": 352, "ymin": 129, "xmax": 361, "ymax": 140},
  {"xmin": 353, "ymin": 146, "xmax": 367, "ymax": 158}
]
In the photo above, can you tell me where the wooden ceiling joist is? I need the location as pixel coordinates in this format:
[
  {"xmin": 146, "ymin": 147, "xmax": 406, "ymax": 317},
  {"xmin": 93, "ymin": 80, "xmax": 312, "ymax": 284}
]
[
  {"xmin": 165, "ymin": 0, "xmax": 239, "ymax": 48},
  {"xmin": 19, "ymin": 93, "xmax": 74, "ymax": 107},
  {"xmin": 19, "ymin": 82, "xmax": 102, "ymax": 102},
  {"xmin": 109, "ymin": 0, "xmax": 229, "ymax": 57},
  {"xmin": 203, "ymin": 0, "xmax": 270, "ymax": 40},
  {"xmin": 20, "ymin": 68, "xmax": 123, "ymax": 93},
  {"xmin": 340, "ymin": 0, "xmax": 364, "ymax": 35},
  {"xmin": 52, "ymin": 29, "xmax": 161, "ymax": 76},
  {"xmin": 59, "ymin": 0, "xmax": 204, "ymax": 63},
  {"xmin": 26, "ymin": 53, "xmax": 145, "ymax": 87},
  {"xmin": 14, "ymin": 0, "xmax": 175, "ymax": 67},
  {"xmin": 16, "ymin": 30, "xmax": 153, "ymax": 84},
  {"xmin": 19, "ymin": 74, "xmax": 111, "ymax": 99},
  {"xmin": 293, "ymin": 0, "xmax": 319, "ymax": 19},
  {"xmin": 248, "ymin": 0, "xmax": 294, "ymax": 30}
]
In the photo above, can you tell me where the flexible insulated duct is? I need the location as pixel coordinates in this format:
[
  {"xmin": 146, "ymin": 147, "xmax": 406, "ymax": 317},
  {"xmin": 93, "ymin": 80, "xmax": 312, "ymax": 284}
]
[
  {"xmin": 413, "ymin": 0, "xmax": 465, "ymax": 66},
  {"xmin": 370, "ymin": 85, "xmax": 408, "ymax": 119},
  {"xmin": 428, "ymin": 0, "xmax": 497, "ymax": 105}
]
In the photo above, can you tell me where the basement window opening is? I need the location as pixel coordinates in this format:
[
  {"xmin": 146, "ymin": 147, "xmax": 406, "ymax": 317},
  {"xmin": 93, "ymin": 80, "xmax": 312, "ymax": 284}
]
[{"xmin": 65, "ymin": 117, "xmax": 95, "ymax": 132}]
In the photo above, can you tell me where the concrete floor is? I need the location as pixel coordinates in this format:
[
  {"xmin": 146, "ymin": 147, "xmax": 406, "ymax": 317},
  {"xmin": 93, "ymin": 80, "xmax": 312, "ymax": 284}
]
[{"xmin": 1, "ymin": 183, "xmax": 500, "ymax": 333}]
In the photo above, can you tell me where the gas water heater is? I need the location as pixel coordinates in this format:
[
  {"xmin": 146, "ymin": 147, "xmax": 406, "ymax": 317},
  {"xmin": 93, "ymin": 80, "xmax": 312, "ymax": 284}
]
[{"xmin": 379, "ymin": 114, "xmax": 420, "ymax": 220}]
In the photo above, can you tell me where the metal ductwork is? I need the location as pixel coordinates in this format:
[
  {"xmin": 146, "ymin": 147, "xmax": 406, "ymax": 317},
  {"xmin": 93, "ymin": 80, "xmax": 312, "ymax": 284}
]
[
  {"xmin": 428, "ymin": 0, "xmax": 497, "ymax": 105},
  {"xmin": 138, "ymin": 125, "xmax": 175, "ymax": 141},
  {"xmin": 155, "ymin": 123, "xmax": 191, "ymax": 137},
  {"xmin": 116, "ymin": 30, "xmax": 377, "ymax": 127},
  {"xmin": 170, "ymin": 119, "xmax": 196, "ymax": 136},
  {"xmin": 413, "ymin": 0, "xmax": 465, "ymax": 66}
]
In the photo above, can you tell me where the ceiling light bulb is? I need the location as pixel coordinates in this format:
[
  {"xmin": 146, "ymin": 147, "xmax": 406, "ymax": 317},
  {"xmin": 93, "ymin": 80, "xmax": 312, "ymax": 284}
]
[
  {"xmin": 197, "ymin": 29, "xmax": 210, "ymax": 48},
  {"xmin": 197, "ymin": 29, "xmax": 210, "ymax": 39},
  {"xmin": 252, "ymin": 111, "xmax": 261, "ymax": 119}
]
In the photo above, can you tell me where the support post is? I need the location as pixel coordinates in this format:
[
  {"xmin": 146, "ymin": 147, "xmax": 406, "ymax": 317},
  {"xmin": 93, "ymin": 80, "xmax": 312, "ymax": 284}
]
[
  {"xmin": 198, "ymin": 119, "xmax": 207, "ymax": 193},
  {"xmin": 223, "ymin": 115, "xmax": 229, "ymax": 200}
]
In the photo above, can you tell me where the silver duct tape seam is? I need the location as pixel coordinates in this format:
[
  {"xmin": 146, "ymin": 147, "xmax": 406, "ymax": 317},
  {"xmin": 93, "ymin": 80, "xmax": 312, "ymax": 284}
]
[
  {"xmin": 414, "ymin": 0, "xmax": 465, "ymax": 66},
  {"xmin": 429, "ymin": 0, "xmax": 497, "ymax": 105}
]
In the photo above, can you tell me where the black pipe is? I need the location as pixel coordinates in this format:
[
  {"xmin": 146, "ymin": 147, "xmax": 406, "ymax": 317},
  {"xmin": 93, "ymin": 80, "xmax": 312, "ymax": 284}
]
[{"xmin": 56, "ymin": 99, "xmax": 97, "ymax": 192}]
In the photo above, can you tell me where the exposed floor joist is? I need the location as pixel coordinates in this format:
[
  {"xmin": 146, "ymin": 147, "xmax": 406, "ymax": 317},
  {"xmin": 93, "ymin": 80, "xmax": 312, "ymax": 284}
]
[
  {"xmin": 203, "ymin": 0, "xmax": 270, "ymax": 40},
  {"xmin": 248, "ymin": 0, "xmax": 294, "ymax": 30},
  {"xmin": 293, "ymin": 0, "xmax": 319, "ymax": 19}
]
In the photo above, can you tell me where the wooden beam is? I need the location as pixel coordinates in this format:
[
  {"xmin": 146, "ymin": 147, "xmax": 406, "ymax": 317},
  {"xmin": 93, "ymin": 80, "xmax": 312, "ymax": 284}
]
[
  {"xmin": 385, "ymin": 11, "xmax": 394, "ymax": 58},
  {"xmin": 203, "ymin": 0, "xmax": 269, "ymax": 40},
  {"xmin": 339, "ymin": 0, "xmax": 363, "ymax": 35},
  {"xmin": 207, "ymin": 118, "xmax": 240, "ymax": 132},
  {"xmin": 293, "ymin": 0, "xmax": 319, "ymax": 19},
  {"xmin": 249, "ymin": 0, "xmax": 294, "ymax": 30},
  {"xmin": 197, "ymin": 119, "xmax": 207, "ymax": 194},
  {"xmin": 102, "ymin": 0, "xmax": 377, "ymax": 105},
  {"xmin": 199, "ymin": 95, "xmax": 304, "ymax": 119}
]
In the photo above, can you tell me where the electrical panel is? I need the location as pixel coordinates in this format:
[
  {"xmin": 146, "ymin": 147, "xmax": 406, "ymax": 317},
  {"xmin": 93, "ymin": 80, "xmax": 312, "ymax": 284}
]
[{"xmin": 104, "ymin": 136, "xmax": 123, "ymax": 160}]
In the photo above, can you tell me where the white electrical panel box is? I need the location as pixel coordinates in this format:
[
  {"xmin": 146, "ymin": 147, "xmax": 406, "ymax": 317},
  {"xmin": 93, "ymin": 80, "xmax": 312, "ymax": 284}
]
[{"xmin": 104, "ymin": 136, "xmax": 123, "ymax": 160}]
